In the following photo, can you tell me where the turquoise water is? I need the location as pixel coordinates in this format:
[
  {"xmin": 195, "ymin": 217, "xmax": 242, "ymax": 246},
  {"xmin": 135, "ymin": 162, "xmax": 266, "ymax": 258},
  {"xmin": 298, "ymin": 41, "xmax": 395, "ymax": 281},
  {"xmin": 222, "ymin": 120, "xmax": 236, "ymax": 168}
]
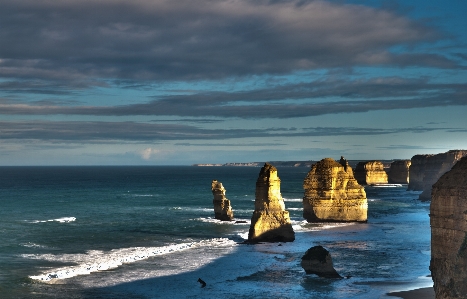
[{"xmin": 0, "ymin": 166, "xmax": 431, "ymax": 298}]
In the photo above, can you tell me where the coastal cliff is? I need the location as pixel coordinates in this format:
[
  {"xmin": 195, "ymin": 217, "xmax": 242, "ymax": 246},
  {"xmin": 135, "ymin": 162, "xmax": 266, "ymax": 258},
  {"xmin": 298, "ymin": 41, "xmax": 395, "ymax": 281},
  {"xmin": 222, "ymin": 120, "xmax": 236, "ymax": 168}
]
[
  {"xmin": 408, "ymin": 150, "xmax": 467, "ymax": 200},
  {"xmin": 430, "ymin": 155, "xmax": 467, "ymax": 298},
  {"xmin": 248, "ymin": 163, "xmax": 295, "ymax": 242},
  {"xmin": 388, "ymin": 160, "xmax": 411, "ymax": 184},
  {"xmin": 303, "ymin": 157, "xmax": 367, "ymax": 222},
  {"xmin": 211, "ymin": 180, "xmax": 234, "ymax": 221},
  {"xmin": 354, "ymin": 161, "xmax": 388, "ymax": 185}
]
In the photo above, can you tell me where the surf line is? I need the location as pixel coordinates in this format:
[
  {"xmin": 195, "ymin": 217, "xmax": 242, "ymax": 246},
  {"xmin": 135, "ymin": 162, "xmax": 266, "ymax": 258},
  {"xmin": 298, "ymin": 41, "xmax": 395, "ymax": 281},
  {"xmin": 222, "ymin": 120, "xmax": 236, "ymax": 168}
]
[{"xmin": 28, "ymin": 238, "xmax": 235, "ymax": 282}]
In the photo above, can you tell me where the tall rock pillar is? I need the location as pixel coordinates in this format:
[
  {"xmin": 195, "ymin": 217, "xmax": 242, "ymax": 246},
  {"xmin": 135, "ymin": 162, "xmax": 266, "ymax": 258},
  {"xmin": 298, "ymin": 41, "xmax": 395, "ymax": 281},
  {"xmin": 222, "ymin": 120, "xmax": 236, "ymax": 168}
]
[
  {"xmin": 211, "ymin": 180, "xmax": 234, "ymax": 221},
  {"xmin": 303, "ymin": 157, "xmax": 367, "ymax": 222},
  {"xmin": 248, "ymin": 163, "xmax": 295, "ymax": 243},
  {"xmin": 430, "ymin": 156, "xmax": 467, "ymax": 298}
]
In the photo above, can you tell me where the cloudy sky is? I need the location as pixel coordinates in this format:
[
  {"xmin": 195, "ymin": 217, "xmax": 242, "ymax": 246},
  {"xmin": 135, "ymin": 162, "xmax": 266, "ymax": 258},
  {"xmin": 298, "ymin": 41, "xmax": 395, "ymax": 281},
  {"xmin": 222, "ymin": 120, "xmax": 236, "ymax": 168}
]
[{"xmin": 1, "ymin": 0, "xmax": 466, "ymax": 165}]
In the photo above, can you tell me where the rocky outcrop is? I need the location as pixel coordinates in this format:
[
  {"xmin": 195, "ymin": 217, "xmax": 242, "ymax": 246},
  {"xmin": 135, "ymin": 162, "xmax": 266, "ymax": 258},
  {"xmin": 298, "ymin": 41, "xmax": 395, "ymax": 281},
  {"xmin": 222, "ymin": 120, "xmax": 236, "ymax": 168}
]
[
  {"xmin": 354, "ymin": 161, "xmax": 388, "ymax": 185},
  {"xmin": 303, "ymin": 157, "xmax": 367, "ymax": 222},
  {"xmin": 408, "ymin": 150, "xmax": 467, "ymax": 200},
  {"xmin": 430, "ymin": 156, "xmax": 467, "ymax": 298},
  {"xmin": 301, "ymin": 245, "xmax": 342, "ymax": 278},
  {"xmin": 211, "ymin": 180, "xmax": 234, "ymax": 221},
  {"xmin": 388, "ymin": 160, "xmax": 411, "ymax": 184},
  {"xmin": 248, "ymin": 163, "xmax": 295, "ymax": 243}
]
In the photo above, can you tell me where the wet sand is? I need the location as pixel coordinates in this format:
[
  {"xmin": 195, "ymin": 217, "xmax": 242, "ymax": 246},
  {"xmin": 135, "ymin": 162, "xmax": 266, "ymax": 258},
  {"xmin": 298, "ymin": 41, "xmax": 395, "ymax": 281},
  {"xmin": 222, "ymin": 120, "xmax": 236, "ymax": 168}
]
[{"xmin": 387, "ymin": 287, "xmax": 435, "ymax": 299}]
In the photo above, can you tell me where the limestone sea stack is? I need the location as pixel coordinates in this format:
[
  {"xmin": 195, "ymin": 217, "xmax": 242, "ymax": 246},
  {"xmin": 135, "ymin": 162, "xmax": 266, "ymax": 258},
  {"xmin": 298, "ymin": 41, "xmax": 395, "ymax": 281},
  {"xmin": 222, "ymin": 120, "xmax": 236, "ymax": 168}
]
[
  {"xmin": 354, "ymin": 161, "xmax": 388, "ymax": 185},
  {"xmin": 303, "ymin": 157, "xmax": 367, "ymax": 222},
  {"xmin": 301, "ymin": 245, "xmax": 342, "ymax": 278},
  {"xmin": 430, "ymin": 155, "xmax": 467, "ymax": 298},
  {"xmin": 408, "ymin": 150, "xmax": 467, "ymax": 200},
  {"xmin": 248, "ymin": 163, "xmax": 295, "ymax": 243},
  {"xmin": 211, "ymin": 180, "xmax": 234, "ymax": 221},
  {"xmin": 388, "ymin": 160, "xmax": 411, "ymax": 184}
]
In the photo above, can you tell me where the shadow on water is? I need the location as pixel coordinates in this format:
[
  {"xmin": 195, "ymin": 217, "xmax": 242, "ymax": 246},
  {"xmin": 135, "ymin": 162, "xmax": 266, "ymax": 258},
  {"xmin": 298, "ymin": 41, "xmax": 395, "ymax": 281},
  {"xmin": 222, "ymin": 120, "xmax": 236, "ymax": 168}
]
[{"xmin": 21, "ymin": 239, "xmax": 373, "ymax": 299}]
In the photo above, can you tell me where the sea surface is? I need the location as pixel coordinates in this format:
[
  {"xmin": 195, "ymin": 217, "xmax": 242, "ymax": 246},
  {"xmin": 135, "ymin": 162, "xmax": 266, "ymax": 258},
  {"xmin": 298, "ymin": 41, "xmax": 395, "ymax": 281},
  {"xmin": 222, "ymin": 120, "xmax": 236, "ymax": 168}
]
[{"xmin": 0, "ymin": 166, "xmax": 432, "ymax": 298}]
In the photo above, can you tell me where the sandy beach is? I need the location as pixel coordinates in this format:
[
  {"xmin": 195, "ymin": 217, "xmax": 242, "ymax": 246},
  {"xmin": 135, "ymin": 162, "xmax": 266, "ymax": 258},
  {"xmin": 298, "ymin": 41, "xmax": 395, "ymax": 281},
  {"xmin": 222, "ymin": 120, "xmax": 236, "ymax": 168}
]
[{"xmin": 387, "ymin": 287, "xmax": 435, "ymax": 299}]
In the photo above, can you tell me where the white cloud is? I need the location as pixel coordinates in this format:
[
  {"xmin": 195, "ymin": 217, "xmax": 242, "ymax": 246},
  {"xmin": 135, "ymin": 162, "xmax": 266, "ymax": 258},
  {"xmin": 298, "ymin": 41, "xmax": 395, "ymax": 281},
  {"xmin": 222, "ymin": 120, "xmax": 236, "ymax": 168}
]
[{"xmin": 140, "ymin": 148, "xmax": 159, "ymax": 160}]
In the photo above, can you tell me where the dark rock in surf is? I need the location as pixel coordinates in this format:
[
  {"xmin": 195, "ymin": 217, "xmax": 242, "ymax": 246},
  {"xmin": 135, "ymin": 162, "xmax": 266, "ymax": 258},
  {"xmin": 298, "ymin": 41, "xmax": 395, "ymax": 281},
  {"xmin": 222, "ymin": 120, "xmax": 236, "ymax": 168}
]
[{"xmin": 301, "ymin": 245, "xmax": 342, "ymax": 278}]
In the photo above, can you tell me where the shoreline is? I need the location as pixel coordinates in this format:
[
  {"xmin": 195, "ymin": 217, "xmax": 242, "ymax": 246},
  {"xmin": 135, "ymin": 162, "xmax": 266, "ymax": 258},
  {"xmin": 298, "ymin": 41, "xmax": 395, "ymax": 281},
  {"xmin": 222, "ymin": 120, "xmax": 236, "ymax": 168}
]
[{"xmin": 386, "ymin": 287, "xmax": 434, "ymax": 299}]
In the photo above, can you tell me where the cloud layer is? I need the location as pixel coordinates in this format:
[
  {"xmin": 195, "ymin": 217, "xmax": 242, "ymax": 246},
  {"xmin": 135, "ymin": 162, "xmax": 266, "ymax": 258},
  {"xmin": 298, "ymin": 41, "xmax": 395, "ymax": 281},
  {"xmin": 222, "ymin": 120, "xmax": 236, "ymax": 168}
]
[
  {"xmin": 0, "ymin": 0, "xmax": 454, "ymax": 90},
  {"xmin": 1, "ymin": 77, "xmax": 466, "ymax": 118}
]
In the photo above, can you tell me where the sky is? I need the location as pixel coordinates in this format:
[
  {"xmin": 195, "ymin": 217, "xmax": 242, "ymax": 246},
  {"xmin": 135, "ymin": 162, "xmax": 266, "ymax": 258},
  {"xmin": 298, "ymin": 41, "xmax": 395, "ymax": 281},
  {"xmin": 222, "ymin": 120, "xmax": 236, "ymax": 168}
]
[{"xmin": 0, "ymin": 0, "xmax": 466, "ymax": 165}]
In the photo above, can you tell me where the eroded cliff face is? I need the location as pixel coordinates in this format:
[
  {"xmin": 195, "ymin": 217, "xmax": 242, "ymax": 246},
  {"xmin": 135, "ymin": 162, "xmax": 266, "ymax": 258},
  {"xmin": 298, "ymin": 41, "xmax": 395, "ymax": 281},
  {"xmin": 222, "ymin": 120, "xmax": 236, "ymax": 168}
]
[
  {"xmin": 408, "ymin": 150, "xmax": 467, "ymax": 200},
  {"xmin": 248, "ymin": 163, "xmax": 295, "ymax": 242},
  {"xmin": 430, "ymin": 156, "xmax": 467, "ymax": 299},
  {"xmin": 388, "ymin": 160, "xmax": 411, "ymax": 184},
  {"xmin": 354, "ymin": 161, "xmax": 388, "ymax": 185},
  {"xmin": 303, "ymin": 157, "xmax": 367, "ymax": 222},
  {"xmin": 211, "ymin": 180, "xmax": 234, "ymax": 221}
]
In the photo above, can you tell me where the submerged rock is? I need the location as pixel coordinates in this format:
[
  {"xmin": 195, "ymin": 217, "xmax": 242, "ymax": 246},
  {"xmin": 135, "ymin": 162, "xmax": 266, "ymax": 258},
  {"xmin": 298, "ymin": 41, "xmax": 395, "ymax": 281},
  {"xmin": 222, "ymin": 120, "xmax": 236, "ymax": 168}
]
[
  {"xmin": 388, "ymin": 160, "xmax": 411, "ymax": 184},
  {"xmin": 303, "ymin": 157, "xmax": 367, "ymax": 222},
  {"xmin": 248, "ymin": 163, "xmax": 295, "ymax": 243},
  {"xmin": 354, "ymin": 161, "xmax": 388, "ymax": 185},
  {"xmin": 301, "ymin": 245, "xmax": 342, "ymax": 278},
  {"xmin": 211, "ymin": 180, "xmax": 234, "ymax": 221},
  {"xmin": 430, "ymin": 155, "xmax": 467, "ymax": 298},
  {"xmin": 408, "ymin": 150, "xmax": 467, "ymax": 200}
]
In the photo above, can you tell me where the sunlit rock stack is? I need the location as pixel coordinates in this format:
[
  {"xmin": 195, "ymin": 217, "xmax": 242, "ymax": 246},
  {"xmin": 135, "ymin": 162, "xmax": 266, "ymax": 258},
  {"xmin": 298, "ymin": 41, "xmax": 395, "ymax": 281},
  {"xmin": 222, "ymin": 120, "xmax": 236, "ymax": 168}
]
[
  {"xmin": 303, "ymin": 157, "xmax": 367, "ymax": 222},
  {"xmin": 301, "ymin": 245, "xmax": 342, "ymax": 278},
  {"xmin": 354, "ymin": 161, "xmax": 388, "ymax": 185},
  {"xmin": 408, "ymin": 150, "xmax": 467, "ymax": 200},
  {"xmin": 248, "ymin": 163, "xmax": 295, "ymax": 243},
  {"xmin": 387, "ymin": 160, "xmax": 411, "ymax": 184},
  {"xmin": 211, "ymin": 180, "xmax": 234, "ymax": 221},
  {"xmin": 430, "ymin": 156, "xmax": 467, "ymax": 299}
]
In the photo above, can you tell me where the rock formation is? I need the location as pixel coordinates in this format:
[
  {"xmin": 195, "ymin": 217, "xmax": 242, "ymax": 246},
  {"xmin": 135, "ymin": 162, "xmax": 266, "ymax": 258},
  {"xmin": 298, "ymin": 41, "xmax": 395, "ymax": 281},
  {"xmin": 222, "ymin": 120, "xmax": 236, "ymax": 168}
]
[
  {"xmin": 387, "ymin": 160, "xmax": 411, "ymax": 184},
  {"xmin": 301, "ymin": 245, "xmax": 342, "ymax": 278},
  {"xmin": 408, "ymin": 150, "xmax": 467, "ymax": 200},
  {"xmin": 354, "ymin": 161, "xmax": 388, "ymax": 185},
  {"xmin": 211, "ymin": 180, "xmax": 234, "ymax": 221},
  {"xmin": 303, "ymin": 157, "xmax": 367, "ymax": 222},
  {"xmin": 248, "ymin": 163, "xmax": 295, "ymax": 243},
  {"xmin": 430, "ymin": 155, "xmax": 467, "ymax": 298}
]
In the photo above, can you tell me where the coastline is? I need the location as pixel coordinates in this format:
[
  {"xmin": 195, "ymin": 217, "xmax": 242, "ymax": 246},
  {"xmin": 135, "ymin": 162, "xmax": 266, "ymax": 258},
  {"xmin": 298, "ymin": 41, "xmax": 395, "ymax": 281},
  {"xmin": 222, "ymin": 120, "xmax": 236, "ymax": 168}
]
[
  {"xmin": 386, "ymin": 287, "xmax": 434, "ymax": 299},
  {"xmin": 73, "ymin": 226, "xmax": 433, "ymax": 298}
]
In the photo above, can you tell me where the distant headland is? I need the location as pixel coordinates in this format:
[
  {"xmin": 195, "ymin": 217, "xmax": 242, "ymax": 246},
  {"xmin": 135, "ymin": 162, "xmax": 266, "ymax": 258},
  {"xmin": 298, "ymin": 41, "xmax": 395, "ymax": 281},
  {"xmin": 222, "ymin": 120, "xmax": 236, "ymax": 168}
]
[{"xmin": 192, "ymin": 160, "xmax": 395, "ymax": 168}]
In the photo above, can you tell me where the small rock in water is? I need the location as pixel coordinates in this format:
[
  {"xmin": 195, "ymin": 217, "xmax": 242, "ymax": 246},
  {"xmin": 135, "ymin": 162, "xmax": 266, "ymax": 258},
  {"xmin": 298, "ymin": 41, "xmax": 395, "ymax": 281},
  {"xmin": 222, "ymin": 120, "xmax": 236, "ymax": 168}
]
[
  {"xmin": 197, "ymin": 277, "xmax": 206, "ymax": 288},
  {"xmin": 301, "ymin": 245, "xmax": 342, "ymax": 279}
]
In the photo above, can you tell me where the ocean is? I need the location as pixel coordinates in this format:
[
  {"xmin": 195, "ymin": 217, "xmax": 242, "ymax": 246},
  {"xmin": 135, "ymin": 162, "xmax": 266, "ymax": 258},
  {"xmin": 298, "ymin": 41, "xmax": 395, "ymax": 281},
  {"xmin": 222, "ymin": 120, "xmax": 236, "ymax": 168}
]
[{"xmin": 0, "ymin": 166, "xmax": 432, "ymax": 298}]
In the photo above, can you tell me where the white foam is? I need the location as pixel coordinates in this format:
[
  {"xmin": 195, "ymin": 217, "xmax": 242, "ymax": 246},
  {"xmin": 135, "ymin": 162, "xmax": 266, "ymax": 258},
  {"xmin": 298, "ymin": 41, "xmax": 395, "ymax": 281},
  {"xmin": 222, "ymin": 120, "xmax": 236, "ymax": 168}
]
[
  {"xmin": 287, "ymin": 207, "xmax": 303, "ymax": 211},
  {"xmin": 292, "ymin": 220, "xmax": 355, "ymax": 232},
  {"xmin": 195, "ymin": 217, "xmax": 251, "ymax": 225},
  {"xmin": 283, "ymin": 198, "xmax": 302, "ymax": 202},
  {"xmin": 25, "ymin": 238, "xmax": 236, "ymax": 282},
  {"xmin": 26, "ymin": 217, "xmax": 76, "ymax": 224},
  {"xmin": 371, "ymin": 184, "xmax": 404, "ymax": 188},
  {"xmin": 21, "ymin": 242, "xmax": 50, "ymax": 249}
]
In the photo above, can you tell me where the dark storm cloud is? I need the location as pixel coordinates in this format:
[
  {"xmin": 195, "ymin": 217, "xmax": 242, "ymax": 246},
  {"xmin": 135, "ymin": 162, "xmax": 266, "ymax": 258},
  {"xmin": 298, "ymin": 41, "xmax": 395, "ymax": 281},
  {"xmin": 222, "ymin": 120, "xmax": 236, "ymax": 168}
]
[
  {"xmin": 0, "ymin": 0, "xmax": 454, "ymax": 88},
  {"xmin": 1, "ymin": 77, "xmax": 466, "ymax": 118},
  {"xmin": 0, "ymin": 121, "xmax": 458, "ymax": 142}
]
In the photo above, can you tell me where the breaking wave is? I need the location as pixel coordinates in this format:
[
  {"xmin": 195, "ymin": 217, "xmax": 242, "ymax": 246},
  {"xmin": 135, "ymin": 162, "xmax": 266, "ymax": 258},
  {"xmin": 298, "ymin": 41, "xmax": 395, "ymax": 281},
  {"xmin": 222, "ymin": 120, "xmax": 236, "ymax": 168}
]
[
  {"xmin": 26, "ymin": 217, "xmax": 76, "ymax": 224},
  {"xmin": 25, "ymin": 238, "xmax": 236, "ymax": 282}
]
